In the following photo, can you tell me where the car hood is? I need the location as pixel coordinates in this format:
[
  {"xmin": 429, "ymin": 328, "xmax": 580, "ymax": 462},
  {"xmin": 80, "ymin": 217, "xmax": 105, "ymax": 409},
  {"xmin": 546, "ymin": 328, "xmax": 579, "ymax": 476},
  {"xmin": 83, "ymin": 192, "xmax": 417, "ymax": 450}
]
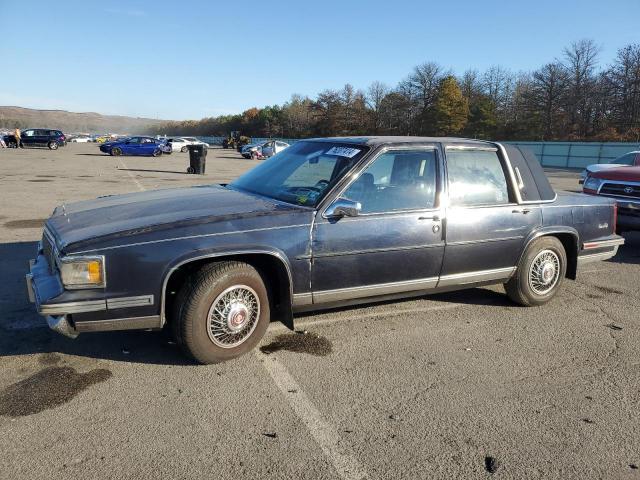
[
  {"xmin": 46, "ymin": 185, "xmax": 301, "ymax": 250},
  {"xmin": 586, "ymin": 164, "xmax": 625, "ymax": 173},
  {"xmin": 591, "ymin": 166, "xmax": 640, "ymax": 181}
]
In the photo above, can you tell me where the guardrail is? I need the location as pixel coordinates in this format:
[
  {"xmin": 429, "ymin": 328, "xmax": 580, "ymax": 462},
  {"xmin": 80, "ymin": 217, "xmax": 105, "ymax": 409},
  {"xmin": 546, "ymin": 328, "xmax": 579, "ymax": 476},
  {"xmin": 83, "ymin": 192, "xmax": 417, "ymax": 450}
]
[{"xmin": 505, "ymin": 141, "xmax": 640, "ymax": 169}]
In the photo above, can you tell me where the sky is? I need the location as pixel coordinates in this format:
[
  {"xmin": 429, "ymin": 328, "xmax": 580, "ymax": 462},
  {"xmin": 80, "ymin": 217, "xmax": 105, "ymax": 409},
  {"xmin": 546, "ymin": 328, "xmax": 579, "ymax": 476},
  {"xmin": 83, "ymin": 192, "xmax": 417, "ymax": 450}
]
[{"xmin": 1, "ymin": 0, "xmax": 639, "ymax": 120}]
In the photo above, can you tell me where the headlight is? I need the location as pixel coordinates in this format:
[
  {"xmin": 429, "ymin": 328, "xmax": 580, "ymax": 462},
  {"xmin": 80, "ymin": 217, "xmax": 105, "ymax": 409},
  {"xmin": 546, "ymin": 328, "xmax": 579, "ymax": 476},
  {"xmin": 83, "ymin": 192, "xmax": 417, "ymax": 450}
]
[
  {"xmin": 58, "ymin": 256, "xmax": 105, "ymax": 289},
  {"xmin": 583, "ymin": 176, "xmax": 603, "ymax": 192}
]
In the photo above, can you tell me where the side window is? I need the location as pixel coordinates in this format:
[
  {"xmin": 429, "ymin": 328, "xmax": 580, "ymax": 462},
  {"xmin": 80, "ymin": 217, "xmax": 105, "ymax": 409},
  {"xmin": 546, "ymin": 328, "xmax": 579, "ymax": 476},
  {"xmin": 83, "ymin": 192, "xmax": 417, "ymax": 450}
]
[
  {"xmin": 23, "ymin": 130, "xmax": 34, "ymax": 137},
  {"xmin": 446, "ymin": 149, "xmax": 510, "ymax": 207},
  {"xmin": 343, "ymin": 149, "xmax": 438, "ymax": 214},
  {"xmin": 613, "ymin": 153, "xmax": 635, "ymax": 165}
]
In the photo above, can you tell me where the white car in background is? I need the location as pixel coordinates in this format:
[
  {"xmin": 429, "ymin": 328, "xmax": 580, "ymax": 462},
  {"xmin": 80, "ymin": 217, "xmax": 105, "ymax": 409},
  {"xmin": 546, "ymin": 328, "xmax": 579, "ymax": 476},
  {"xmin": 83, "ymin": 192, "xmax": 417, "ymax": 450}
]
[
  {"xmin": 69, "ymin": 134, "xmax": 93, "ymax": 143},
  {"xmin": 579, "ymin": 151, "xmax": 640, "ymax": 183},
  {"xmin": 168, "ymin": 137, "xmax": 208, "ymax": 153}
]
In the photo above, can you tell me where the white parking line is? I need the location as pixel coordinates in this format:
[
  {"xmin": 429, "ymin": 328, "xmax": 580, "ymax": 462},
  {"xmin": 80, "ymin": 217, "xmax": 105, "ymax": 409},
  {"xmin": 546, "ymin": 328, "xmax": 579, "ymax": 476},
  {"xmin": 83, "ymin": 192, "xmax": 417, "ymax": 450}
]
[
  {"xmin": 259, "ymin": 353, "xmax": 368, "ymax": 480},
  {"xmin": 118, "ymin": 158, "xmax": 145, "ymax": 192}
]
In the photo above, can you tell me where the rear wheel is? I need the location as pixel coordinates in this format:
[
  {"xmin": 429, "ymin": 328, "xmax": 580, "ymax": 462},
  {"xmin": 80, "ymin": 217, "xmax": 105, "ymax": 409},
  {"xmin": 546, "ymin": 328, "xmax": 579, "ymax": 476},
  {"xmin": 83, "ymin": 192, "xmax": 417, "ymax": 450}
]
[
  {"xmin": 172, "ymin": 261, "xmax": 270, "ymax": 364},
  {"xmin": 111, "ymin": 147, "xmax": 122, "ymax": 156},
  {"xmin": 48, "ymin": 141, "xmax": 58, "ymax": 150},
  {"xmin": 181, "ymin": 146, "xmax": 188, "ymax": 153},
  {"xmin": 152, "ymin": 148, "xmax": 162, "ymax": 157},
  {"xmin": 505, "ymin": 236, "xmax": 566, "ymax": 306}
]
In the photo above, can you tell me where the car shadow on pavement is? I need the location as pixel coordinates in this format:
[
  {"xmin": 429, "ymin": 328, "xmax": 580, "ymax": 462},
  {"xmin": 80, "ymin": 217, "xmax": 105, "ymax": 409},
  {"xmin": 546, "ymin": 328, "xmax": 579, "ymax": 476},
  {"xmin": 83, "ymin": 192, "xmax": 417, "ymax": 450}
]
[
  {"xmin": 0, "ymin": 241, "xmax": 192, "ymax": 365},
  {"xmin": 118, "ymin": 168, "xmax": 189, "ymax": 175},
  {"xmin": 75, "ymin": 153, "xmax": 106, "ymax": 157}
]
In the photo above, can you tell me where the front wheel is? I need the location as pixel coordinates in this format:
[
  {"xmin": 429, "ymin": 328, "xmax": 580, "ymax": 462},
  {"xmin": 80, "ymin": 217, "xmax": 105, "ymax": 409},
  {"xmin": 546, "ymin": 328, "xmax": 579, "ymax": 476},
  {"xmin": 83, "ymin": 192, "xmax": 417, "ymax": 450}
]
[
  {"xmin": 111, "ymin": 147, "xmax": 122, "ymax": 156},
  {"xmin": 172, "ymin": 261, "xmax": 270, "ymax": 364},
  {"xmin": 48, "ymin": 141, "xmax": 58, "ymax": 150},
  {"xmin": 505, "ymin": 236, "xmax": 567, "ymax": 306},
  {"xmin": 181, "ymin": 146, "xmax": 188, "ymax": 153}
]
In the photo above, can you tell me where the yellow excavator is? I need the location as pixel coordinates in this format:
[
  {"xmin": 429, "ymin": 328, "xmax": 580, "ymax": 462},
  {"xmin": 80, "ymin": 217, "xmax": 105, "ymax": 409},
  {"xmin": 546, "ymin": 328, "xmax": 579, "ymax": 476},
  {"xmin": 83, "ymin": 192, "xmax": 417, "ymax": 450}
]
[{"xmin": 222, "ymin": 131, "xmax": 251, "ymax": 151}]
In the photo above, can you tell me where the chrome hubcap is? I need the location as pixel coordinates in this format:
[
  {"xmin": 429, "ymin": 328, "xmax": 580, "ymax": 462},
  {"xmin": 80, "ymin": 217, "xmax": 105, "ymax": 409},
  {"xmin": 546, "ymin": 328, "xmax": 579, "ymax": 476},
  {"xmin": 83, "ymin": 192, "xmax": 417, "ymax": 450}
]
[
  {"xmin": 529, "ymin": 249, "xmax": 560, "ymax": 295},
  {"xmin": 206, "ymin": 285, "xmax": 260, "ymax": 348}
]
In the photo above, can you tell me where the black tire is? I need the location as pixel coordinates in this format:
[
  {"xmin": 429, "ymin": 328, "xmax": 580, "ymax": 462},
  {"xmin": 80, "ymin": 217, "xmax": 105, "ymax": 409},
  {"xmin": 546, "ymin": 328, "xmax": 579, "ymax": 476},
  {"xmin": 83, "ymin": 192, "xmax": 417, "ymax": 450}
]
[
  {"xmin": 186, "ymin": 166, "xmax": 195, "ymax": 174},
  {"xmin": 48, "ymin": 141, "xmax": 58, "ymax": 150},
  {"xmin": 111, "ymin": 147, "xmax": 122, "ymax": 156},
  {"xmin": 505, "ymin": 236, "xmax": 567, "ymax": 306},
  {"xmin": 152, "ymin": 148, "xmax": 162, "ymax": 157},
  {"xmin": 172, "ymin": 261, "xmax": 270, "ymax": 364},
  {"xmin": 181, "ymin": 146, "xmax": 188, "ymax": 153}
]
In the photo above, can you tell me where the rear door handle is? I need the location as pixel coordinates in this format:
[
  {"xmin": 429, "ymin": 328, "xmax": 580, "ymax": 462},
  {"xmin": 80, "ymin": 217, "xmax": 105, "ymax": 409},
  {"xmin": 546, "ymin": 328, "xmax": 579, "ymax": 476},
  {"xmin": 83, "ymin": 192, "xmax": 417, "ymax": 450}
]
[
  {"xmin": 418, "ymin": 215, "xmax": 440, "ymax": 221},
  {"xmin": 512, "ymin": 208, "xmax": 531, "ymax": 214}
]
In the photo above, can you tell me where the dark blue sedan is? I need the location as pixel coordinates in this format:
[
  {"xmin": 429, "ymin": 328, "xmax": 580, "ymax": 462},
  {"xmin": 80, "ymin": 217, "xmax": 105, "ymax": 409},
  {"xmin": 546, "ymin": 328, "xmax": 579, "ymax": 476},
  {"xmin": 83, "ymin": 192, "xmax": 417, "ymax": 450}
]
[{"xmin": 99, "ymin": 136, "xmax": 167, "ymax": 157}]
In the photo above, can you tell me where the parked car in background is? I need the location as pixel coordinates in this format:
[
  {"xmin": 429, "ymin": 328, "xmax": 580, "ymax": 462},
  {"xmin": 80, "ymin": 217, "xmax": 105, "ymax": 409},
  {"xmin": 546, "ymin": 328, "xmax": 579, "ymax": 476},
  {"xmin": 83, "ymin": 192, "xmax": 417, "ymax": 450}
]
[
  {"xmin": 27, "ymin": 137, "xmax": 623, "ymax": 364},
  {"xmin": 69, "ymin": 134, "xmax": 93, "ymax": 143},
  {"xmin": 99, "ymin": 136, "xmax": 165, "ymax": 157},
  {"xmin": 579, "ymin": 151, "xmax": 640, "ymax": 184},
  {"xmin": 167, "ymin": 137, "xmax": 207, "ymax": 153},
  {"xmin": 583, "ymin": 166, "xmax": 640, "ymax": 231},
  {"xmin": 241, "ymin": 140, "xmax": 289, "ymax": 159},
  {"xmin": 3, "ymin": 129, "xmax": 66, "ymax": 149}
]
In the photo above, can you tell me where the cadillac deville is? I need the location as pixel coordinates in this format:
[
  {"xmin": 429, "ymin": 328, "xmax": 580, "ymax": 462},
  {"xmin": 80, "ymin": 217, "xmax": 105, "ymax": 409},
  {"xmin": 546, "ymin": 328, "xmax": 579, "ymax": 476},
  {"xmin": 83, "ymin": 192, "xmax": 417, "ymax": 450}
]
[{"xmin": 26, "ymin": 137, "xmax": 625, "ymax": 363}]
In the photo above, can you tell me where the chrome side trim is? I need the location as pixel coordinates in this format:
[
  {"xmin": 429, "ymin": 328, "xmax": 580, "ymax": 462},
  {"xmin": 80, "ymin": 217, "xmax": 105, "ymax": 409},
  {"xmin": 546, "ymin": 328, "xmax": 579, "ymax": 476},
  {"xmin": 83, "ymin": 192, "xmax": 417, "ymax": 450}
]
[
  {"xmin": 74, "ymin": 315, "xmax": 162, "ymax": 332},
  {"xmin": 292, "ymin": 292, "xmax": 313, "ymax": 307},
  {"xmin": 159, "ymin": 250, "xmax": 295, "ymax": 327},
  {"xmin": 437, "ymin": 266, "xmax": 516, "ymax": 287},
  {"xmin": 445, "ymin": 145, "xmax": 497, "ymax": 152},
  {"xmin": 583, "ymin": 238, "xmax": 625, "ymax": 250},
  {"xmin": 106, "ymin": 295, "xmax": 154, "ymax": 309},
  {"xmin": 313, "ymin": 242, "xmax": 444, "ymax": 258},
  {"xmin": 578, "ymin": 247, "xmax": 619, "ymax": 265},
  {"xmin": 40, "ymin": 300, "xmax": 107, "ymax": 315},
  {"xmin": 72, "ymin": 224, "xmax": 312, "ymax": 254},
  {"xmin": 313, "ymin": 277, "xmax": 439, "ymax": 304},
  {"xmin": 446, "ymin": 236, "xmax": 523, "ymax": 247}
]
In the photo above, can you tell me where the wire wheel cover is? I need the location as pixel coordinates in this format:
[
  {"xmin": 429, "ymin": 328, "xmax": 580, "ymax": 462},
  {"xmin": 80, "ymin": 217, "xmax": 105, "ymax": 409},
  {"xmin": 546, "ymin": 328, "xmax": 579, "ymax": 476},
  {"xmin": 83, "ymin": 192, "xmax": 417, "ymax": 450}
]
[
  {"xmin": 206, "ymin": 285, "xmax": 260, "ymax": 348},
  {"xmin": 528, "ymin": 249, "xmax": 561, "ymax": 295}
]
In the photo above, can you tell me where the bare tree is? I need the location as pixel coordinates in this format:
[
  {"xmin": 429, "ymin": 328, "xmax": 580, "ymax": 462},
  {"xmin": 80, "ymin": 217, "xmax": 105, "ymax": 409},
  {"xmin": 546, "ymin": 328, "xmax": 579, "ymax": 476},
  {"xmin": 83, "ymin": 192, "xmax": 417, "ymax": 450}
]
[
  {"xmin": 366, "ymin": 81, "xmax": 391, "ymax": 133},
  {"xmin": 608, "ymin": 44, "xmax": 640, "ymax": 138}
]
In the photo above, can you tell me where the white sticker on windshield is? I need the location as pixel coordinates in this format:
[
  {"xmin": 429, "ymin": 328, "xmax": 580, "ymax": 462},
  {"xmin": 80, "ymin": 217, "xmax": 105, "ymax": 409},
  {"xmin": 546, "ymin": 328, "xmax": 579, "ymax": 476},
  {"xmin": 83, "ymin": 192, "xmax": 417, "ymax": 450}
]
[{"xmin": 325, "ymin": 146, "xmax": 361, "ymax": 158}]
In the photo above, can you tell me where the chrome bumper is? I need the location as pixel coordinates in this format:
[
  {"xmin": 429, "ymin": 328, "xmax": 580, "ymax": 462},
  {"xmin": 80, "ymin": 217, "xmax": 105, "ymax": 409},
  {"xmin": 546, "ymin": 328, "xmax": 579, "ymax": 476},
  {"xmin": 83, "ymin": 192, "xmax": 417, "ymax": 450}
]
[{"xmin": 578, "ymin": 236, "xmax": 625, "ymax": 266}]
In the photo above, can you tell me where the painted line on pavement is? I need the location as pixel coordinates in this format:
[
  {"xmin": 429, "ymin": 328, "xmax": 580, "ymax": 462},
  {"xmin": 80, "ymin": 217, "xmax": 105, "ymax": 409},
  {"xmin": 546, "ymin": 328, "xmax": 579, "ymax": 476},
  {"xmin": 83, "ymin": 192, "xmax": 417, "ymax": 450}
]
[
  {"xmin": 118, "ymin": 158, "xmax": 145, "ymax": 191},
  {"xmin": 259, "ymin": 353, "xmax": 368, "ymax": 480}
]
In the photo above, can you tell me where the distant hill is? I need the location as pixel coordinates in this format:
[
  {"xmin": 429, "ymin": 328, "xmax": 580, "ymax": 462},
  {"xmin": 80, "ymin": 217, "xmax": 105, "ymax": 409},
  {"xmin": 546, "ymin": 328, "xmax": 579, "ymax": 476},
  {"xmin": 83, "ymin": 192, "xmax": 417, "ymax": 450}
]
[{"xmin": 0, "ymin": 106, "xmax": 170, "ymax": 134}]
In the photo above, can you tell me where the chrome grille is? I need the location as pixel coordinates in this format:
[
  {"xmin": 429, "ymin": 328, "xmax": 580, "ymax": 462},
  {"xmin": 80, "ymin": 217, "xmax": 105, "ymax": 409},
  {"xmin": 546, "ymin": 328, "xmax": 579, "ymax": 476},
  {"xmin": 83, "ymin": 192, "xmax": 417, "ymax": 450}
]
[
  {"xmin": 42, "ymin": 231, "xmax": 57, "ymax": 274},
  {"xmin": 600, "ymin": 183, "xmax": 640, "ymax": 199}
]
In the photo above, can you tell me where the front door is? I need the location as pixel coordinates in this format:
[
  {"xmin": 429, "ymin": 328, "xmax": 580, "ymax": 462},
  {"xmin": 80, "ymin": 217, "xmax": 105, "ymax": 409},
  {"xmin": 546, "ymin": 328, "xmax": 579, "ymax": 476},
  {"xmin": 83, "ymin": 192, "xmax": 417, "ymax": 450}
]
[
  {"xmin": 439, "ymin": 146, "xmax": 542, "ymax": 286},
  {"xmin": 21, "ymin": 129, "xmax": 36, "ymax": 146},
  {"xmin": 312, "ymin": 147, "xmax": 445, "ymax": 304}
]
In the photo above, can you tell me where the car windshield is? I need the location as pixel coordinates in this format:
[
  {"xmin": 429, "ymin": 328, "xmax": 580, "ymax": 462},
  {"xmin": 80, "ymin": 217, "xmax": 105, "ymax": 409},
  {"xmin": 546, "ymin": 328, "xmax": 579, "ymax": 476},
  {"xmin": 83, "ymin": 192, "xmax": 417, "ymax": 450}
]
[{"xmin": 229, "ymin": 141, "xmax": 368, "ymax": 207}]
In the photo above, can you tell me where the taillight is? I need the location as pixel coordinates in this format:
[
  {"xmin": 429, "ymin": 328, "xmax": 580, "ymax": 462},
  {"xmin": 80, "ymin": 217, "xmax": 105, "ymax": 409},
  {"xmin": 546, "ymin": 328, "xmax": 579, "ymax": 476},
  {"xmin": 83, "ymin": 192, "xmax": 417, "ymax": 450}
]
[{"xmin": 612, "ymin": 203, "xmax": 617, "ymax": 234}]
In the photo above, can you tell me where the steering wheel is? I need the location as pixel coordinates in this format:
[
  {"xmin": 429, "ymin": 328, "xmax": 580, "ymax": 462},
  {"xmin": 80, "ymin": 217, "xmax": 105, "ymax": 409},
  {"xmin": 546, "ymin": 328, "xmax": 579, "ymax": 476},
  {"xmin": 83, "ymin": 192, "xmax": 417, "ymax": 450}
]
[{"xmin": 314, "ymin": 179, "xmax": 330, "ymax": 190}]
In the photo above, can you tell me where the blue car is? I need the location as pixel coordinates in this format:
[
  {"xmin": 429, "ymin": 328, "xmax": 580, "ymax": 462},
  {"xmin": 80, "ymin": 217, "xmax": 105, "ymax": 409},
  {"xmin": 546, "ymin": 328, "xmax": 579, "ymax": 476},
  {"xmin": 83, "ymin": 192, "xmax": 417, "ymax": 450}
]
[{"xmin": 99, "ymin": 136, "xmax": 167, "ymax": 157}]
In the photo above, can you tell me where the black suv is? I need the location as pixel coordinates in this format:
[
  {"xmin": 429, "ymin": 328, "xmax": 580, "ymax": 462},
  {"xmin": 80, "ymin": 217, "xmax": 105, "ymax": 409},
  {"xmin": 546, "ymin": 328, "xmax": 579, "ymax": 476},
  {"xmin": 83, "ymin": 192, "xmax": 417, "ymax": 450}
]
[{"xmin": 4, "ymin": 129, "xmax": 67, "ymax": 149}]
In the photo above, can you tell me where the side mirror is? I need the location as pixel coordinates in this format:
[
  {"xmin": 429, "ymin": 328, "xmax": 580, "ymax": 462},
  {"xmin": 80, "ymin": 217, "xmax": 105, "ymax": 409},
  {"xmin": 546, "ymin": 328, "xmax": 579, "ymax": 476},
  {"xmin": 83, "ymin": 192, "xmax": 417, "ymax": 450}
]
[{"xmin": 325, "ymin": 198, "xmax": 361, "ymax": 218}]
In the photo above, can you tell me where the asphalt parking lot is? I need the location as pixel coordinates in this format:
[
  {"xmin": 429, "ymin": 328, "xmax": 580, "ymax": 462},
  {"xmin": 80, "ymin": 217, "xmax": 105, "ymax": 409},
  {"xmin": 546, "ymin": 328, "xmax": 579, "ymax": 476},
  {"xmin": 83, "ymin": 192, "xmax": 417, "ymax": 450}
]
[{"xmin": 1, "ymin": 143, "xmax": 639, "ymax": 480}]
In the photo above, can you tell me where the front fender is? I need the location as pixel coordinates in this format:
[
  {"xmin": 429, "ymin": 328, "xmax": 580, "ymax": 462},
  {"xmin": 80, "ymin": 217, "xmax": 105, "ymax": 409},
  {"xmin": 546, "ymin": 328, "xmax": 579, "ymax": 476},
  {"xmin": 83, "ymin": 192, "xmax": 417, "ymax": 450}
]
[{"xmin": 159, "ymin": 246, "xmax": 295, "ymax": 329}]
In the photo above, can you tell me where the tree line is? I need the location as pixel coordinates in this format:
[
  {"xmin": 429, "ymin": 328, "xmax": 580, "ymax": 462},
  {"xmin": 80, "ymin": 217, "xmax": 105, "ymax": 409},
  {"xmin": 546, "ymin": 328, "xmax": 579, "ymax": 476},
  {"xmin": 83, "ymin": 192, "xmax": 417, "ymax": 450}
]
[{"xmin": 148, "ymin": 40, "xmax": 640, "ymax": 142}]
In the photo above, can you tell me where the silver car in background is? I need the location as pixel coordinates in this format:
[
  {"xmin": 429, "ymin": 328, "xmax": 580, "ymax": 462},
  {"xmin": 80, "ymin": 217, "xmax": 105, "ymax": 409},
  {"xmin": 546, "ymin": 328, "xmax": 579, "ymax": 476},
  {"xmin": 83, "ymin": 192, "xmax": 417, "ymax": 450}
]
[{"xmin": 241, "ymin": 140, "xmax": 290, "ymax": 159}]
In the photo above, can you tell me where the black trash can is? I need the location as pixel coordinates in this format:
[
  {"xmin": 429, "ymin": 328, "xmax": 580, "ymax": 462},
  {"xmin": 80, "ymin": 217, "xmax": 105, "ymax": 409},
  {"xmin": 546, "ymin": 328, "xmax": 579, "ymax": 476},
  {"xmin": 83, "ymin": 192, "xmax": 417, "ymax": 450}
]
[{"xmin": 186, "ymin": 144, "xmax": 207, "ymax": 174}]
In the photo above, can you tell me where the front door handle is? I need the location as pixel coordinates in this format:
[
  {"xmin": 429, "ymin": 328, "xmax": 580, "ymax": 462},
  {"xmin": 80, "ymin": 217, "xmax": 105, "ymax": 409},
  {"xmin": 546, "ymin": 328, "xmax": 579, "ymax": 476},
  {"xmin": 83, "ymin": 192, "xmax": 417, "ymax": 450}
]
[
  {"xmin": 418, "ymin": 215, "xmax": 440, "ymax": 221},
  {"xmin": 512, "ymin": 208, "xmax": 531, "ymax": 214}
]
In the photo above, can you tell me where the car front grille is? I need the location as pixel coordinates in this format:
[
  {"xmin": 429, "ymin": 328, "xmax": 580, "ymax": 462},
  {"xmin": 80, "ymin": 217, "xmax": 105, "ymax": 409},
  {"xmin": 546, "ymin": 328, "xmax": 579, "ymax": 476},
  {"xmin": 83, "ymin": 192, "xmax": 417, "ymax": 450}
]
[
  {"xmin": 42, "ymin": 231, "xmax": 57, "ymax": 274},
  {"xmin": 600, "ymin": 183, "xmax": 640, "ymax": 199}
]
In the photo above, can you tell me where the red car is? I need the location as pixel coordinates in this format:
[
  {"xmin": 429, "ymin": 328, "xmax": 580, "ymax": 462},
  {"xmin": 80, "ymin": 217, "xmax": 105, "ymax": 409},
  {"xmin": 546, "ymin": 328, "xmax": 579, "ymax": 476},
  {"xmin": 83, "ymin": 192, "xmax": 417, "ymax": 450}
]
[{"xmin": 583, "ymin": 166, "xmax": 640, "ymax": 231}]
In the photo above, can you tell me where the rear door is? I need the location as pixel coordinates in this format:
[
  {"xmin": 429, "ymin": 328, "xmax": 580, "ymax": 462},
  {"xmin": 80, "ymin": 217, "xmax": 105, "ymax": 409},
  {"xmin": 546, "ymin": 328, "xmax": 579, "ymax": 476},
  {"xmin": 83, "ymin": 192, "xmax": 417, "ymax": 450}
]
[
  {"xmin": 140, "ymin": 138, "xmax": 158, "ymax": 155},
  {"xmin": 439, "ymin": 146, "xmax": 542, "ymax": 286}
]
